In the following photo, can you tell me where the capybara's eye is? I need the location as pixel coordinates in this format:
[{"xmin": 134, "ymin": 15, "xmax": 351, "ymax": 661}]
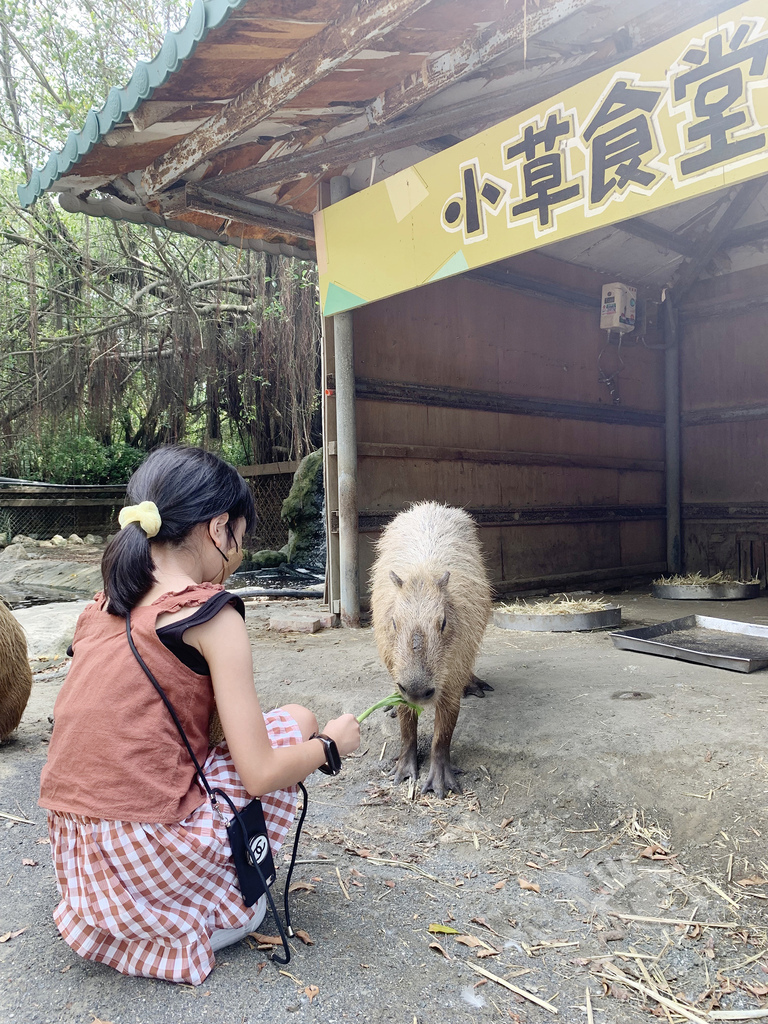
[
  {"xmin": 440, "ymin": 616, "xmax": 447, "ymax": 632},
  {"xmin": 392, "ymin": 618, "xmax": 397, "ymax": 632}
]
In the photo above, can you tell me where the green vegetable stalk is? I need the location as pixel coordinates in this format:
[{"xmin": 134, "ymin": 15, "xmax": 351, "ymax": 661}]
[{"xmin": 357, "ymin": 693, "xmax": 424, "ymax": 724}]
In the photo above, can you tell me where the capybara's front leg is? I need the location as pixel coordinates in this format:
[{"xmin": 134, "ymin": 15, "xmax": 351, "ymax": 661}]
[
  {"xmin": 463, "ymin": 673, "xmax": 494, "ymax": 698},
  {"xmin": 422, "ymin": 697, "xmax": 462, "ymax": 798},
  {"xmin": 394, "ymin": 705, "xmax": 419, "ymax": 784}
]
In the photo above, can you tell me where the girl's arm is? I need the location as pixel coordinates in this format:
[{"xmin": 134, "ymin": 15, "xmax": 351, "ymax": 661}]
[{"xmin": 186, "ymin": 604, "xmax": 359, "ymax": 796}]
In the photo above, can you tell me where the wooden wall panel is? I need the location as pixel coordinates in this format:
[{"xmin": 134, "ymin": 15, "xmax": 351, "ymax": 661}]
[
  {"xmin": 620, "ymin": 520, "xmax": 665, "ymax": 567},
  {"xmin": 346, "ymin": 252, "xmax": 666, "ymax": 593},
  {"xmin": 679, "ymin": 263, "xmax": 768, "ymax": 580},
  {"xmin": 683, "ymin": 421, "xmax": 768, "ymax": 504},
  {"xmin": 499, "ymin": 523, "xmax": 621, "ymax": 580}
]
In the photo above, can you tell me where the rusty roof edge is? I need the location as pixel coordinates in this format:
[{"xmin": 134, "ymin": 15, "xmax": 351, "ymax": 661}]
[
  {"xmin": 57, "ymin": 192, "xmax": 315, "ymax": 261},
  {"xmin": 18, "ymin": 0, "xmax": 249, "ymax": 209}
]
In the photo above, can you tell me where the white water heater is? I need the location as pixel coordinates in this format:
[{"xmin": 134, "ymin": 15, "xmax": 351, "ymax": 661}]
[{"xmin": 600, "ymin": 282, "xmax": 637, "ymax": 333}]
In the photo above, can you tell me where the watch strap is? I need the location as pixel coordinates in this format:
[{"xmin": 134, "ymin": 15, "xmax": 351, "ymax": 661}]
[{"xmin": 311, "ymin": 732, "xmax": 342, "ymax": 775}]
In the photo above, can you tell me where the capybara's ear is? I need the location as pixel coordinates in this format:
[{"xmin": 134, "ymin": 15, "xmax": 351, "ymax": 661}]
[
  {"xmin": 436, "ymin": 571, "xmax": 450, "ymax": 589},
  {"xmin": 390, "ymin": 571, "xmax": 404, "ymax": 588}
]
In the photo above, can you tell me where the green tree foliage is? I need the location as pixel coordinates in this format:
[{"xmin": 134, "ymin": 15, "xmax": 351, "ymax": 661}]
[{"xmin": 0, "ymin": 0, "xmax": 321, "ymax": 482}]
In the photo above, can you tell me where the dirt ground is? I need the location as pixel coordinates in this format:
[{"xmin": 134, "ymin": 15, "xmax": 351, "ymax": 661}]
[{"xmin": 2, "ymin": 580, "xmax": 768, "ymax": 1024}]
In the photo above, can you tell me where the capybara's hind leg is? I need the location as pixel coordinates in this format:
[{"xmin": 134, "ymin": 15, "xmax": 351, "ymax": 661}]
[
  {"xmin": 393, "ymin": 705, "xmax": 419, "ymax": 784},
  {"xmin": 463, "ymin": 673, "xmax": 493, "ymax": 698},
  {"xmin": 422, "ymin": 699, "xmax": 462, "ymax": 798}
]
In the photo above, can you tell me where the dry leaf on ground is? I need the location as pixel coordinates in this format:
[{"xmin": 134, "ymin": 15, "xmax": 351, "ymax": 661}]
[
  {"xmin": 248, "ymin": 932, "xmax": 282, "ymax": 945},
  {"xmin": 21, "ymin": 858, "xmax": 37, "ymax": 867},
  {"xmin": 294, "ymin": 930, "xmax": 314, "ymax": 946},
  {"xmin": 639, "ymin": 844, "xmax": 675, "ymax": 861},
  {"xmin": 288, "ymin": 881, "xmax": 316, "ymax": 893},
  {"xmin": 428, "ymin": 924, "xmax": 459, "ymax": 935},
  {"xmin": 304, "ymin": 985, "xmax": 319, "ymax": 1003},
  {"xmin": 429, "ymin": 941, "xmax": 450, "ymax": 959},
  {"xmin": 0, "ymin": 928, "xmax": 26, "ymax": 943},
  {"xmin": 519, "ymin": 878, "xmax": 540, "ymax": 893}
]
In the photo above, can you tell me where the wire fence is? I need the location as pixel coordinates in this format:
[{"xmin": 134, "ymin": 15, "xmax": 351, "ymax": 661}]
[
  {"xmin": 246, "ymin": 472, "xmax": 295, "ymax": 552},
  {"xmin": 0, "ymin": 465, "xmax": 298, "ymax": 551},
  {"xmin": 0, "ymin": 487, "xmax": 125, "ymax": 540}
]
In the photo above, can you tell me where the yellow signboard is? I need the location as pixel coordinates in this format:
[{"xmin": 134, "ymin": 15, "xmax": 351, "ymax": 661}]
[{"xmin": 315, "ymin": 1, "xmax": 768, "ymax": 316}]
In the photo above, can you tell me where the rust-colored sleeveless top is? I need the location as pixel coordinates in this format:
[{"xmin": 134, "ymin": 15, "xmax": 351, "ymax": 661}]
[{"xmin": 39, "ymin": 584, "xmax": 227, "ymax": 823}]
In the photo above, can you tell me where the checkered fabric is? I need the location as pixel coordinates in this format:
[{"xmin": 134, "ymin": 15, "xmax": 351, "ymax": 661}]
[{"xmin": 47, "ymin": 707, "xmax": 301, "ymax": 985}]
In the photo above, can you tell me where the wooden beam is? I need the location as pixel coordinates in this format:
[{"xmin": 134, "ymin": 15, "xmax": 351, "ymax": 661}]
[
  {"xmin": 237, "ymin": 460, "xmax": 300, "ymax": 478},
  {"xmin": 721, "ymin": 218, "xmax": 768, "ymax": 249},
  {"xmin": 345, "ymin": 376, "xmax": 665, "ymax": 427},
  {"xmin": 184, "ymin": 184, "xmax": 315, "ymax": 240},
  {"xmin": 141, "ymin": 0, "xmax": 438, "ymax": 197},
  {"xmin": 352, "ymin": 440, "xmax": 664, "ymax": 473},
  {"xmin": 618, "ymin": 217, "xmax": 698, "ymax": 257},
  {"xmin": 215, "ymin": 57, "xmax": 610, "ymax": 195},
  {"xmin": 468, "ymin": 264, "xmax": 599, "ymax": 309},
  {"xmin": 342, "ymin": 504, "xmax": 666, "ymax": 533},
  {"xmin": 672, "ymin": 178, "xmax": 767, "ymax": 298},
  {"xmin": 367, "ymin": 0, "xmax": 600, "ymax": 126},
  {"xmin": 683, "ymin": 403, "xmax": 768, "ymax": 427}
]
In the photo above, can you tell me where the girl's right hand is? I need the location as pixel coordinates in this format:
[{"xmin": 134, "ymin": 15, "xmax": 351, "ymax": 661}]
[{"xmin": 321, "ymin": 713, "xmax": 361, "ymax": 757}]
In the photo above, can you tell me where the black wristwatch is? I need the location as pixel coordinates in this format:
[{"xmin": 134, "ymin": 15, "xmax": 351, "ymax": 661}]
[{"xmin": 311, "ymin": 733, "xmax": 342, "ymax": 775}]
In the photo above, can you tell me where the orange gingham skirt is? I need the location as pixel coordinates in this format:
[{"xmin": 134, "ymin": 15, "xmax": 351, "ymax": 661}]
[{"xmin": 47, "ymin": 707, "xmax": 302, "ymax": 986}]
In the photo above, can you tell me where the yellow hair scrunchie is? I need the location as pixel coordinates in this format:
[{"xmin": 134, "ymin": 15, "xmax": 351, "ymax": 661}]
[{"xmin": 118, "ymin": 500, "xmax": 162, "ymax": 538}]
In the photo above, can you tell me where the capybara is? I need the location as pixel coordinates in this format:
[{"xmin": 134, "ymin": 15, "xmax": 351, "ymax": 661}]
[
  {"xmin": 370, "ymin": 502, "xmax": 492, "ymax": 797},
  {"xmin": 0, "ymin": 599, "xmax": 33, "ymax": 741}
]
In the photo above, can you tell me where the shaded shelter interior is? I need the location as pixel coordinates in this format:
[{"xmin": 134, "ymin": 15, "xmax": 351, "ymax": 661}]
[{"xmin": 322, "ymin": 180, "xmax": 768, "ymax": 599}]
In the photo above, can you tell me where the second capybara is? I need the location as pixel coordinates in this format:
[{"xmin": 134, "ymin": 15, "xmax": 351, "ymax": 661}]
[
  {"xmin": 370, "ymin": 501, "xmax": 492, "ymax": 797},
  {"xmin": 0, "ymin": 598, "xmax": 33, "ymax": 741}
]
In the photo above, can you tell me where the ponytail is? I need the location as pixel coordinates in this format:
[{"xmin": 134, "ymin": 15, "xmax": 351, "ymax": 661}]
[
  {"xmin": 101, "ymin": 523, "xmax": 156, "ymax": 617},
  {"xmin": 102, "ymin": 446, "xmax": 256, "ymax": 617}
]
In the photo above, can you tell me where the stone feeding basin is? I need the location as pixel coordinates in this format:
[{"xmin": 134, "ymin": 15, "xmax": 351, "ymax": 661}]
[{"xmin": 493, "ymin": 595, "xmax": 621, "ymax": 632}]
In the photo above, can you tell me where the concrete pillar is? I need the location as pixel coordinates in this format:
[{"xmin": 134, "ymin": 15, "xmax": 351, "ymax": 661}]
[{"xmin": 329, "ymin": 175, "xmax": 360, "ymax": 627}]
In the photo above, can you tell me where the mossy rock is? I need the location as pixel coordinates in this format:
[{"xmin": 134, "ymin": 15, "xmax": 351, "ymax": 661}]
[
  {"xmin": 281, "ymin": 450, "xmax": 325, "ymax": 569},
  {"xmin": 246, "ymin": 550, "xmax": 288, "ymax": 569}
]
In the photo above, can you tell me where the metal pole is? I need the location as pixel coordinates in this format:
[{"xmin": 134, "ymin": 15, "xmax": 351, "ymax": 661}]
[
  {"xmin": 329, "ymin": 175, "xmax": 360, "ymax": 627},
  {"xmin": 663, "ymin": 291, "xmax": 682, "ymax": 575}
]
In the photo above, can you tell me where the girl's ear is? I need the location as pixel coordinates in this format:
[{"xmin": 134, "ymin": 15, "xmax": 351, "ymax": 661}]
[{"xmin": 208, "ymin": 512, "xmax": 230, "ymax": 540}]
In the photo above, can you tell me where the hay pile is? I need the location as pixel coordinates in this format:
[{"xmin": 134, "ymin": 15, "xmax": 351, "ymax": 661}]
[
  {"xmin": 654, "ymin": 571, "xmax": 759, "ymax": 586},
  {"xmin": 497, "ymin": 595, "xmax": 611, "ymax": 616}
]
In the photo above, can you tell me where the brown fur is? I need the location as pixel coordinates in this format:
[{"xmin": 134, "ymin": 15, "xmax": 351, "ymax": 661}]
[
  {"xmin": 370, "ymin": 502, "xmax": 492, "ymax": 797},
  {"xmin": 0, "ymin": 599, "xmax": 33, "ymax": 741}
]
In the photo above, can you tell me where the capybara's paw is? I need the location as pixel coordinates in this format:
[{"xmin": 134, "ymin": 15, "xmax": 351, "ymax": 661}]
[
  {"xmin": 421, "ymin": 759, "xmax": 463, "ymax": 798},
  {"xmin": 463, "ymin": 674, "xmax": 494, "ymax": 698},
  {"xmin": 393, "ymin": 751, "xmax": 419, "ymax": 785}
]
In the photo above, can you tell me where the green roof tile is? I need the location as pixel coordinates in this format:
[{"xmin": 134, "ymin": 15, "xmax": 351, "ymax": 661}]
[{"xmin": 18, "ymin": 0, "xmax": 248, "ymax": 208}]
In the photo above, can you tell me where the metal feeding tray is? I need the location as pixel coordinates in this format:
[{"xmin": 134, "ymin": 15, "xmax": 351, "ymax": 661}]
[
  {"xmin": 610, "ymin": 615, "xmax": 768, "ymax": 673},
  {"xmin": 652, "ymin": 582, "xmax": 760, "ymax": 601}
]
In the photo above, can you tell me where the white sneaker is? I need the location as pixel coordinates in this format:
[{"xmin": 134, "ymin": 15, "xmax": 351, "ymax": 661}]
[{"xmin": 210, "ymin": 894, "xmax": 268, "ymax": 952}]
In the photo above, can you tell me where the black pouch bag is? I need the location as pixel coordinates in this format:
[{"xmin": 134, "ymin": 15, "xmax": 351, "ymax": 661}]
[
  {"xmin": 212, "ymin": 786, "xmax": 276, "ymax": 906},
  {"xmin": 126, "ymin": 613, "xmax": 306, "ymax": 963}
]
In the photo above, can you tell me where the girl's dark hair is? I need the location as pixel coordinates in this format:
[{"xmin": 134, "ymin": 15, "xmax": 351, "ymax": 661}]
[{"xmin": 102, "ymin": 446, "xmax": 255, "ymax": 616}]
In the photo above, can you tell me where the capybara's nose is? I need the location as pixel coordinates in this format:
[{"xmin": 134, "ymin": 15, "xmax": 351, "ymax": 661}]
[{"xmin": 400, "ymin": 681, "xmax": 435, "ymax": 701}]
